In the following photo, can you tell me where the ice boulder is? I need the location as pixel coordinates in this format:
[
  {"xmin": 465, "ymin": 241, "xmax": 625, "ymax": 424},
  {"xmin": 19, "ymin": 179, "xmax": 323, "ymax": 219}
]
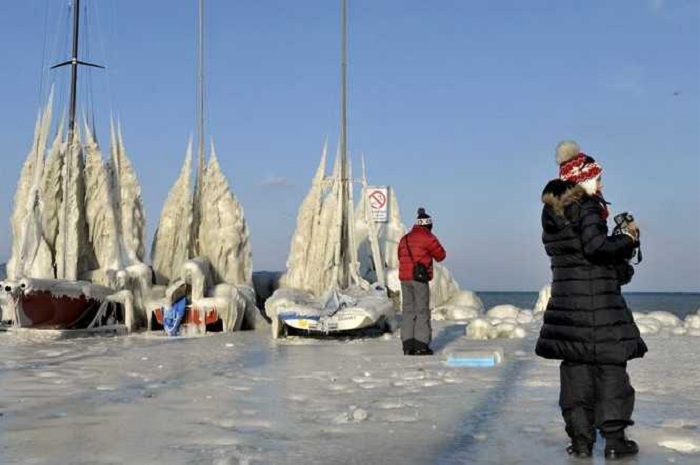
[
  {"xmin": 534, "ymin": 284, "xmax": 551, "ymax": 314},
  {"xmin": 633, "ymin": 311, "xmax": 688, "ymax": 335},
  {"xmin": 516, "ymin": 310, "xmax": 534, "ymax": 324},
  {"xmin": 685, "ymin": 314, "xmax": 700, "ymax": 330},
  {"xmin": 635, "ymin": 317, "xmax": 663, "ymax": 335},
  {"xmin": 432, "ymin": 305, "xmax": 481, "ymax": 321},
  {"xmin": 493, "ymin": 322, "xmax": 526, "ymax": 339},
  {"xmin": 465, "ymin": 318, "xmax": 495, "ymax": 340},
  {"xmin": 432, "ymin": 290, "xmax": 484, "ymax": 321},
  {"xmin": 645, "ymin": 311, "xmax": 682, "ymax": 328},
  {"xmin": 486, "ymin": 304, "xmax": 520, "ymax": 320},
  {"xmin": 464, "ymin": 318, "xmax": 527, "ymax": 340},
  {"xmin": 671, "ymin": 327, "xmax": 687, "ymax": 336}
]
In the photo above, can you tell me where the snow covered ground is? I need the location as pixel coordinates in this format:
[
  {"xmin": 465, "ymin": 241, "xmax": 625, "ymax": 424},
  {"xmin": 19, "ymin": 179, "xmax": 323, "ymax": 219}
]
[{"xmin": 1, "ymin": 318, "xmax": 699, "ymax": 464}]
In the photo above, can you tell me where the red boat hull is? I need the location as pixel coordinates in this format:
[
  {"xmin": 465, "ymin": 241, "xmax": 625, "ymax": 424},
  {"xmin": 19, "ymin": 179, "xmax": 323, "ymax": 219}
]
[
  {"xmin": 19, "ymin": 291, "xmax": 103, "ymax": 329},
  {"xmin": 153, "ymin": 306, "xmax": 220, "ymax": 330}
]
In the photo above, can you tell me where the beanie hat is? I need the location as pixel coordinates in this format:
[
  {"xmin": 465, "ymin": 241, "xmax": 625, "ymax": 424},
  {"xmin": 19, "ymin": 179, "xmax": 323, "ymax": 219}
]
[
  {"xmin": 416, "ymin": 207, "xmax": 432, "ymax": 226},
  {"xmin": 559, "ymin": 153, "xmax": 602, "ymax": 185}
]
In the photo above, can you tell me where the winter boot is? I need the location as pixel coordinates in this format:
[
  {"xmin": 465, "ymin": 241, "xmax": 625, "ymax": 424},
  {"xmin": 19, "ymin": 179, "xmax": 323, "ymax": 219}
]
[
  {"xmin": 402, "ymin": 339, "xmax": 416, "ymax": 356},
  {"xmin": 566, "ymin": 439, "xmax": 593, "ymax": 458},
  {"xmin": 604, "ymin": 437, "xmax": 638, "ymax": 459},
  {"xmin": 413, "ymin": 341, "xmax": 433, "ymax": 356}
]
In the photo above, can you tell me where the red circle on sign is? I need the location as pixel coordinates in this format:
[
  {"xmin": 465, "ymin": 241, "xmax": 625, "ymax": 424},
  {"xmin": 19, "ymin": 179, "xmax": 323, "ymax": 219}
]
[{"xmin": 369, "ymin": 190, "xmax": 386, "ymax": 209}]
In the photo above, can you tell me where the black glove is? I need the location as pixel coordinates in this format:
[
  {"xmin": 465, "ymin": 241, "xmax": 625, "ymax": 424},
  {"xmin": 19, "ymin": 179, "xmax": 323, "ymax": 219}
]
[{"xmin": 615, "ymin": 261, "xmax": 635, "ymax": 286}]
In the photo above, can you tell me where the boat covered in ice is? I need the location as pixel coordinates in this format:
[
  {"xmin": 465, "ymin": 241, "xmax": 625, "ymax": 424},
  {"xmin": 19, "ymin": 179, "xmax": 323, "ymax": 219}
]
[
  {"xmin": 147, "ymin": 0, "xmax": 257, "ymax": 336},
  {"xmin": 265, "ymin": 147, "xmax": 395, "ymax": 338},
  {"xmin": 0, "ymin": 0, "xmax": 148, "ymax": 334},
  {"xmin": 265, "ymin": 0, "xmax": 395, "ymax": 338}
]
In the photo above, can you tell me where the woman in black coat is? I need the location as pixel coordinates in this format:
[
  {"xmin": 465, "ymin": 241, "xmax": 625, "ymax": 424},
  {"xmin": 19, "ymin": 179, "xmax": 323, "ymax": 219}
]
[{"xmin": 535, "ymin": 141, "xmax": 647, "ymax": 459}]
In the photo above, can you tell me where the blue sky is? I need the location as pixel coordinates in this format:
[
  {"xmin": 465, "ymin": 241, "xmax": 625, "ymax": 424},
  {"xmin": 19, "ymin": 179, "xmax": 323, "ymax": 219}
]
[{"xmin": 0, "ymin": 0, "xmax": 698, "ymax": 292}]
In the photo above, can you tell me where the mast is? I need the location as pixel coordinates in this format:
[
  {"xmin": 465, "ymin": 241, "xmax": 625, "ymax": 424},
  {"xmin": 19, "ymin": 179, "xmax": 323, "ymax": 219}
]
[
  {"xmin": 68, "ymin": 0, "xmax": 80, "ymax": 141},
  {"xmin": 51, "ymin": 0, "xmax": 103, "ymax": 278},
  {"xmin": 192, "ymin": 0, "xmax": 205, "ymax": 256},
  {"xmin": 61, "ymin": 0, "xmax": 81, "ymax": 279},
  {"xmin": 338, "ymin": 0, "xmax": 351, "ymax": 288}
]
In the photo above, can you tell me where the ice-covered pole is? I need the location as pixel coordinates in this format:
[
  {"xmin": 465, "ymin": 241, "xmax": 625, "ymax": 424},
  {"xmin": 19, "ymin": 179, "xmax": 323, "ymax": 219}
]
[{"xmin": 338, "ymin": 0, "xmax": 351, "ymax": 288}]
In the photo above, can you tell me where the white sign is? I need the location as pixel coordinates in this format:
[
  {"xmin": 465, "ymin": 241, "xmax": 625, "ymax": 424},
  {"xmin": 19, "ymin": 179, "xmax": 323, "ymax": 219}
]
[{"xmin": 367, "ymin": 187, "xmax": 388, "ymax": 222}]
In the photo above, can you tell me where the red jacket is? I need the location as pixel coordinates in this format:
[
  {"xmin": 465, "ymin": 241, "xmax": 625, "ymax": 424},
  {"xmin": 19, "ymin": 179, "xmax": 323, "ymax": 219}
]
[{"xmin": 397, "ymin": 225, "xmax": 446, "ymax": 281}]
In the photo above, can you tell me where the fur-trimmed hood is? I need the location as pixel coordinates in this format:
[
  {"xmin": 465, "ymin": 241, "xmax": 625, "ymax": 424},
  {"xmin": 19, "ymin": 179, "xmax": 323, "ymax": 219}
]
[
  {"xmin": 541, "ymin": 179, "xmax": 586, "ymax": 233},
  {"xmin": 541, "ymin": 179, "xmax": 586, "ymax": 217}
]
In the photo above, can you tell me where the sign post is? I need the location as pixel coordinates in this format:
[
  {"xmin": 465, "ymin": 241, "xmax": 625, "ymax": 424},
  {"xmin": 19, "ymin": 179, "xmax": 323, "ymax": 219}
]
[{"xmin": 367, "ymin": 187, "xmax": 388, "ymax": 222}]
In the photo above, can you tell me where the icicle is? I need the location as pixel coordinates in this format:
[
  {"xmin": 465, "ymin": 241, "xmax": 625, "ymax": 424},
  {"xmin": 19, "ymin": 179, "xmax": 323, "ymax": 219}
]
[
  {"xmin": 114, "ymin": 119, "xmax": 147, "ymax": 264},
  {"xmin": 151, "ymin": 141, "xmax": 194, "ymax": 284},
  {"xmin": 280, "ymin": 140, "xmax": 347, "ymax": 295},
  {"xmin": 197, "ymin": 142, "xmax": 252, "ymax": 286},
  {"xmin": 8, "ymin": 90, "xmax": 54, "ymax": 279},
  {"xmin": 83, "ymin": 118, "xmax": 122, "ymax": 282}
]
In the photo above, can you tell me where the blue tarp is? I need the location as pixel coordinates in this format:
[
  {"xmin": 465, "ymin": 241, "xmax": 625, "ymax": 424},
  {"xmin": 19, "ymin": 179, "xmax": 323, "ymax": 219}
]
[{"xmin": 163, "ymin": 297, "xmax": 187, "ymax": 336}]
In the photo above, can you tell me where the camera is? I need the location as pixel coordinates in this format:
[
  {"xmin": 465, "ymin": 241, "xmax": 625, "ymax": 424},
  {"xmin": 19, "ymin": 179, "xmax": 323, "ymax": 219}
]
[
  {"xmin": 613, "ymin": 212, "xmax": 635, "ymax": 234},
  {"xmin": 612, "ymin": 211, "xmax": 642, "ymax": 263}
]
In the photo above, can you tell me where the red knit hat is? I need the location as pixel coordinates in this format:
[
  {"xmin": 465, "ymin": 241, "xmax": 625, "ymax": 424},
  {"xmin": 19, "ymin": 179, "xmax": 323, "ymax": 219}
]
[{"xmin": 559, "ymin": 153, "xmax": 602, "ymax": 184}]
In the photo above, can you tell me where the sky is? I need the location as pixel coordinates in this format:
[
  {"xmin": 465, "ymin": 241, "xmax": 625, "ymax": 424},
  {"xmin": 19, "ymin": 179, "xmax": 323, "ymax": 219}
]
[{"xmin": 0, "ymin": 0, "xmax": 698, "ymax": 292}]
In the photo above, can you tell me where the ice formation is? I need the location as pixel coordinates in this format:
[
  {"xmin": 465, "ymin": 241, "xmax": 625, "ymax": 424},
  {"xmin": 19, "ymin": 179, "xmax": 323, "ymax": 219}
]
[
  {"xmin": 634, "ymin": 309, "xmax": 700, "ymax": 336},
  {"xmin": 109, "ymin": 122, "xmax": 147, "ymax": 264},
  {"xmin": 7, "ymin": 93, "xmax": 56, "ymax": 280},
  {"xmin": 197, "ymin": 145, "xmax": 252, "ymax": 286},
  {"xmin": 149, "ymin": 140, "xmax": 256, "ymax": 332},
  {"xmin": 279, "ymin": 142, "xmax": 351, "ymax": 295},
  {"xmin": 266, "ymin": 144, "xmax": 395, "ymax": 336},
  {"xmin": 534, "ymin": 284, "xmax": 551, "ymax": 314},
  {"xmin": 1, "ymin": 94, "xmax": 150, "ymax": 330},
  {"xmin": 83, "ymin": 123, "xmax": 121, "ymax": 277},
  {"xmin": 7, "ymin": 105, "xmax": 147, "ymax": 287},
  {"xmin": 151, "ymin": 142, "xmax": 193, "ymax": 284},
  {"xmin": 463, "ymin": 306, "xmax": 533, "ymax": 340}
]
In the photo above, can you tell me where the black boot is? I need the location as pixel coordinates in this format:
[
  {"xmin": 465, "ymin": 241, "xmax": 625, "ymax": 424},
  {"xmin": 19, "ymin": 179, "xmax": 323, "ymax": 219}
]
[
  {"xmin": 413, "ymin": 341, "xmax": 433, "ymax": 356},
  {"xmin": 605, "ymin": 437, "xmax": 638, "ymax": 459},
  {"xmin": 566, "ymin": 439, "xmax": 593, "ymax": 458},
  {"xmin": 402, "ymin": 339, "xmax": 416, "ymax": 355}
]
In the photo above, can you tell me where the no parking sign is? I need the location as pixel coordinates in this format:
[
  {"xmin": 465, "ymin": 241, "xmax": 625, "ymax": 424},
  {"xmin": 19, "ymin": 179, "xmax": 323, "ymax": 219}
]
[{"xmin": 367, "ymin": 187, "xmax": 388, "ymax": 222}]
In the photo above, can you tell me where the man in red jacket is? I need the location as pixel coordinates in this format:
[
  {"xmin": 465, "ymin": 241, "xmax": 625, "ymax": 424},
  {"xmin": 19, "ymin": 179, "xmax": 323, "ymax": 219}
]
[{"xmin": 397, "ymin": 208, "xmax": 446, "ymax": 355}]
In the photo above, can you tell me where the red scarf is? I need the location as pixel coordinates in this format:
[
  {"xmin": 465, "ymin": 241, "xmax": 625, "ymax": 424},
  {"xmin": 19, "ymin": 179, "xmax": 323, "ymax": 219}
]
[{"xmin": 595, "ymin": 194, "xmax": 609, "ymax": 220}]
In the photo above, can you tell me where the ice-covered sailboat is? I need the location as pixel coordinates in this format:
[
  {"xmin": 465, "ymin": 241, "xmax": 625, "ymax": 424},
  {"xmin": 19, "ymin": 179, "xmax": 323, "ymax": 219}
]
[
  {"xmin": 265, "ymin": 0, "xmax": 395, "ymax": 338},
  {"xmin": 0, "ymin": 0, "xmax": 148, "ymax": 334},
  {"xmin": 148, "ymin": 0, "xmax": 257, "ymax": 335}
]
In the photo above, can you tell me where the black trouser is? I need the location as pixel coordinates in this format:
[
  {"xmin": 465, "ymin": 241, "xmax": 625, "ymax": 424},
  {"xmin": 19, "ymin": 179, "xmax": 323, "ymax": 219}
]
[{"xmin": 559, "ymin": 361, "xmax": 635, "ymax": 445}]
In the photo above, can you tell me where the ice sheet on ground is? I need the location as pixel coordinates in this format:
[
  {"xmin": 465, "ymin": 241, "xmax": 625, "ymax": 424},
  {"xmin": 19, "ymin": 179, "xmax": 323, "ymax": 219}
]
[{"xmin": 1, "ymin": 320, "xmax": 698, "ymax": 464}]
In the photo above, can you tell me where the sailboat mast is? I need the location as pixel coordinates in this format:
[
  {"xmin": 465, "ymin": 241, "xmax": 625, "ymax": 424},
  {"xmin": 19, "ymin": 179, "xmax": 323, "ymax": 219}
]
[
  {"xmin": 68, "ymin": 0, "xmax": 81, "ymax": 141},
  {"xmin": 197, "ymin": 0, "xmax": 205, "ymax": 188},
  {"xmin": 192, "ymin": 0, "xmax": 205, "ymax": 256},
  {"xmin": 338, "ymin": 0, "xmax": 351, "ymax": 289},
  {"xmin": 59, "ymin": 0, "xmax": 82, "ymax": 279},
  {"xmin": 49, "ymin": 0, "xmax": 104, "ymax": 278}
]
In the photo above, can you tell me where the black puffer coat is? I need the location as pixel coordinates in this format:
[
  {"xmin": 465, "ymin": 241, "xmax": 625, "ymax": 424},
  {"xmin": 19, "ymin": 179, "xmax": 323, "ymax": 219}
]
[{"xmin": 535, "ymin": 179, "xmax": 648, "ymax": 364}]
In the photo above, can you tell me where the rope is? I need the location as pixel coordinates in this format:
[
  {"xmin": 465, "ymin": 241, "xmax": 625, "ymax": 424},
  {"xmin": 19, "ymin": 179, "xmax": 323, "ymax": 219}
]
[
  {"xmin": 53, "ymin": 2, "xmax": 73, "ymax": 131},
  {"xmin": 95, "ymin": 0, "xmax": 116, "ymax": 124},
  {"xmin": 83, "ymin": 0, "xmax": 95, "ymax": 133},
  {"xmin": 37, "ymin": 0, "xmax": 50, "ymax": 110}
]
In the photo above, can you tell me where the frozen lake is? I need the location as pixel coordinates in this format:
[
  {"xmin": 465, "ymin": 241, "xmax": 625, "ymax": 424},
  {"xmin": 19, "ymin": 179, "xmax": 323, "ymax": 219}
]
[{"xmin": 1, "ymin": 322, "xmax": 699, "ymax": 464}]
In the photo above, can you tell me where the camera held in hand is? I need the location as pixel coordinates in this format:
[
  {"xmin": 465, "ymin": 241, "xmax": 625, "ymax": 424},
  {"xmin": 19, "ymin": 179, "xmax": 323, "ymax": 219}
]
[{"xmin": 613, "ymin": 212, "xmax": 642, "ymax": 264}]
